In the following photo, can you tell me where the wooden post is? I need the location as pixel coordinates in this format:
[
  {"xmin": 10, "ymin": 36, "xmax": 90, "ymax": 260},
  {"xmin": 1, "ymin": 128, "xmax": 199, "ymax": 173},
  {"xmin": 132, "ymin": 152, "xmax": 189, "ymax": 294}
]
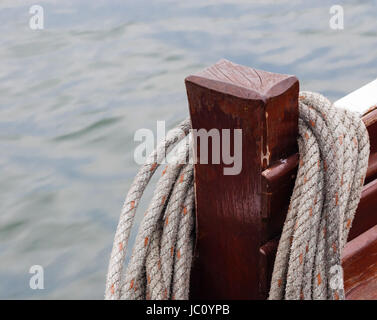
[{"xmin": 185, "ymin": 59, "xmax": 299, "ymax": 299}]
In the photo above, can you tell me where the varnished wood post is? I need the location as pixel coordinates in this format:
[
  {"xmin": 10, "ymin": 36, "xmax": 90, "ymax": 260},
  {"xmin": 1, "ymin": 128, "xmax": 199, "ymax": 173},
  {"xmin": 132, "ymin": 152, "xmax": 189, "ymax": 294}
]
[{"xmin": 185, "ymin": 59, "xmax": 299, "ymax": 299}]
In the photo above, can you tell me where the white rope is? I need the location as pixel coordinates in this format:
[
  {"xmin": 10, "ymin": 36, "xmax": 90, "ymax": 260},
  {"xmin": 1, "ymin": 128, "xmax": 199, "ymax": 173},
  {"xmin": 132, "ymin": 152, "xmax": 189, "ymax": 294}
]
[
  {"xmin": 269, "ymin": 92, "xmax": 369, "ymax": 300},
  {"xmin": 105, "ymin": 92, "xmax": 369, "ymax": 300},
  {"xmin": 105, "ymin": 119, "xmax": 194, "ymax": 300}
]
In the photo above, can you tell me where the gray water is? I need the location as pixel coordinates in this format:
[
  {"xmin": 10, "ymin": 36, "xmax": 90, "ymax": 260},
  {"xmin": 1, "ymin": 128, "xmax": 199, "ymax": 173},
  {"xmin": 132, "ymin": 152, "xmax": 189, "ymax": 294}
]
[{"xmin": 0, "ymin": 0, "xmax": 376, "ymax": 299}]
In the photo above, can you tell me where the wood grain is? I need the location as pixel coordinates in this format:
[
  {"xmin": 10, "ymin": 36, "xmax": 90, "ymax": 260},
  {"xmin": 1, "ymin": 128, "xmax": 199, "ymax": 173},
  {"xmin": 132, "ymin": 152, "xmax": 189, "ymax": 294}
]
[
  {"xmin": 343, "ymin": 224, "xmax": 377, "ymax": 300},
  {"xmin": 186, "ymin": 59, "xmax": 299, "ymax": 299}
]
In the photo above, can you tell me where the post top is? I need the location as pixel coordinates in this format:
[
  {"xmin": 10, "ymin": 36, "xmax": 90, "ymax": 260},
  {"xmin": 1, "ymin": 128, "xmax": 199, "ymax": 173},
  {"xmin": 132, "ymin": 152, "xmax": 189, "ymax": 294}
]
[{"xmin": 185, "ymin": 59, "xmax": 298, "ymax": 102}]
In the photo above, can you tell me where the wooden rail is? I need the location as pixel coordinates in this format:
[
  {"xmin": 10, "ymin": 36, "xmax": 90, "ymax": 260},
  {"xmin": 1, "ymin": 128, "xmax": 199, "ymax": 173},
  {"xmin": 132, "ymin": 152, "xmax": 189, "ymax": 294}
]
[{"xmin": 185, "ymin": 59, "xmax": 377, "ymax": 300}]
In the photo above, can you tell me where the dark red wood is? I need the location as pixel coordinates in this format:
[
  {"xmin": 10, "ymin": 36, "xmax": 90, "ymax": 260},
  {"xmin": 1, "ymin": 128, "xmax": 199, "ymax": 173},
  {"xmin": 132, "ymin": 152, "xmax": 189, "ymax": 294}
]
[
  {"xmin": 364, "ymin": 108, "xmax": 377, "ymax": 156},
  {"xmin": 343, "ymin": 224, "xmax": 377, "ymax": 300},
  {"xmin": 185, "ymin": 59, "xmax": 299, "ymax": 299},
  {"xmin": 348, "ymin": 178, "xmax": 377, "ymax": 240},
  {"xmin": 261, "ymin": 154, "xmax": 298, "ymax": 241}
]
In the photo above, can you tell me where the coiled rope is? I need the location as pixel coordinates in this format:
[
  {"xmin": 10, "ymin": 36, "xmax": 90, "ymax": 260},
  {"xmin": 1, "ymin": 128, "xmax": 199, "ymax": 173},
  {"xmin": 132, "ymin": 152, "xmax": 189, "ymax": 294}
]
[
  {"xmin": 105, "ymin": 91, "xmax": 369, "ymax": 300},
  {"xmin": 105, "ymin": 119, "xmax": 195, "ymax": 300},
  {"xmin": 269, "ymin": 92, "xmax": 369, "ymax": 300}
]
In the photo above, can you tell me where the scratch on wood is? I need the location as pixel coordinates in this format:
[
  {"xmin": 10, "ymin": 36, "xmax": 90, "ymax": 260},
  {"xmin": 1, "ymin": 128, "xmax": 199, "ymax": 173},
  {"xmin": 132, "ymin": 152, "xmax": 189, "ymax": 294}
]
[
  {"xmin": 261, "ymin": 143, "xmax": 271, "ymax": 167},
  {"xmin": 261, "ymin": 111, "xmax": 270, "ymax": 167}
]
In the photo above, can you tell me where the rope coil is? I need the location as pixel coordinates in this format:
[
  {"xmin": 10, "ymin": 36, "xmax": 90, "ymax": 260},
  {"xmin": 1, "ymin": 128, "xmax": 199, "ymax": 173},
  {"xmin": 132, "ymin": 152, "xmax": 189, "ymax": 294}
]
[
  {"xmin": 105, "ymin": 119, "xmax": 194, "ymax": 300},
  {"xmin": 269, "ymin": 92, "xmax": 369, "ymax": 300},
  {"xmin": 105, "ymin": 92, "xmax": 369, "ymax": 300}
]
